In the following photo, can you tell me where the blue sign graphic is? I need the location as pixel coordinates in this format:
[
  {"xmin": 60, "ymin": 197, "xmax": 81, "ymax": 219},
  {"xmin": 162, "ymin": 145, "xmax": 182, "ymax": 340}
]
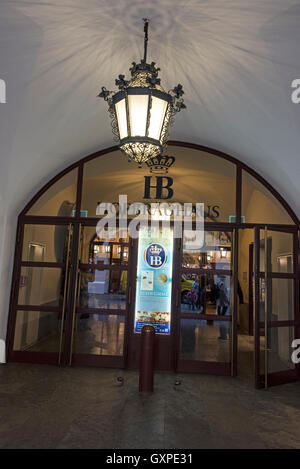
[
  {"xmin": 144, "ymin": 243, "xmax": 167, "ymax": 269},
  {"xmin": 134, "ymin": 228, "xmax": 174, "ymax": 335}
]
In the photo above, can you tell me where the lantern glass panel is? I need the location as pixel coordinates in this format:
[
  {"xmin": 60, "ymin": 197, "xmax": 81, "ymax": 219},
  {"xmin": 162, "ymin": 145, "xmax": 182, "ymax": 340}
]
[
  {"xmin": 148, "ymin": 96, "xmax": 168, "ymax": 141},
  {"xmin": 115, "ymin": 99, "xmax": 128, "ymax": 139},
  {"xmin": 128, "ymin": 94, "xmax": 148, "ymax": 137}
]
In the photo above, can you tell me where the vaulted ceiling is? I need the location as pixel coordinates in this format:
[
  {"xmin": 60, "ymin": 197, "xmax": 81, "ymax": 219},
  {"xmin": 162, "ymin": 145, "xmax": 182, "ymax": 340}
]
[{"xmin": 0, "ymin": 0, "xmax": 299, "ymax": 217}]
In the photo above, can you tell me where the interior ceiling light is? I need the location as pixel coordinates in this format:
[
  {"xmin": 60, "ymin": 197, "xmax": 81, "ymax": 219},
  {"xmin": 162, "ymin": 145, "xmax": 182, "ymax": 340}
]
[
  {"xmin": 98, "ymin": 18, "xmax": 186, "ymax": 167},
  {"xmin": 220, "ymin": 248, "xmax": 227, "ymax": 258}
]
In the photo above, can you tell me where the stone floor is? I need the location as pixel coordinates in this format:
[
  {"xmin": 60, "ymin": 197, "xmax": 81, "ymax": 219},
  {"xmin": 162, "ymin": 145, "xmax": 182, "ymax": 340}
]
[{"xmin": 1, "ymin": 362, "xmax": 300, "ymax": 449}]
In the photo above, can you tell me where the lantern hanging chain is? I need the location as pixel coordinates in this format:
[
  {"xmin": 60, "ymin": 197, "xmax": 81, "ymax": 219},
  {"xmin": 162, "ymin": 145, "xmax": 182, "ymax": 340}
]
[{"xmin": 143, "ymin": 18, "xmax": 149, "ymax": 63}]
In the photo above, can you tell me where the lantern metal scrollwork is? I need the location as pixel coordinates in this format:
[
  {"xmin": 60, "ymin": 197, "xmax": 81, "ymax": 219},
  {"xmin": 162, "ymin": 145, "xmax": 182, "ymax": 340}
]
[{"xmin": 98, "ymin": 19, "xmax": 186, "ymax": 166}]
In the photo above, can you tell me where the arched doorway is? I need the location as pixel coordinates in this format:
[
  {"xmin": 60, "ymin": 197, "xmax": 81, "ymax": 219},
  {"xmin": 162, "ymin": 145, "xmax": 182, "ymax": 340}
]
[{"xmin": 5, "ymin": 142, "xmax": 299, "ymax": 388}]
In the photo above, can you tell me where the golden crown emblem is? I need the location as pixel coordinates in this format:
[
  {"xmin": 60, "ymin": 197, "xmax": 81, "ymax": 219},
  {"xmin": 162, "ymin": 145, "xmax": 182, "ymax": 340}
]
[
  {"xmin": 149, "ymin": 244, "xmax": 162, "ymax": 255},
  {"xmin": 145, "ymin": 154, "xmax": 175, "ymax": 174}
]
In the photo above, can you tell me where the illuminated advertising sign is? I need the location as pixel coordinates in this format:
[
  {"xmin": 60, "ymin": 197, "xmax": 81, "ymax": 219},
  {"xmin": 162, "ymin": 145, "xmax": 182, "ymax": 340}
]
[{"xmin": 134, "ymin": 227, "xmax": 174, "ymax": 334}]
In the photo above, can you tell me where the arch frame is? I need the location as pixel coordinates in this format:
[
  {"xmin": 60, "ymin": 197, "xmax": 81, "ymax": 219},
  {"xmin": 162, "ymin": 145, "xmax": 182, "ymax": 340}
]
[
  {"xmin": 18, "ymin": 140, "xmax": 299, "ymax": 226},
  {"xmin": 5, "ymin": 141, "xmax": 300, "ymax": 375}
]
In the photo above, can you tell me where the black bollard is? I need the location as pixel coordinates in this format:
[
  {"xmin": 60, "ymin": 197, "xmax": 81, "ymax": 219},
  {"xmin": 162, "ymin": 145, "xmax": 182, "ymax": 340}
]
[{"xmin": 139, "ymin": 324, "xmax": 155, "ymax": 392}]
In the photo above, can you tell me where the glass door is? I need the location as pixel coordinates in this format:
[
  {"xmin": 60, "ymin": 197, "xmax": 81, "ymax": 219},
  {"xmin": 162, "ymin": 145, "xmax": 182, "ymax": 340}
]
[
  {"xmin": 68, "ymin": 225, "xmax": 131, "ymax": 368},
  {"xmin": 254, "ymin": 227, "xmax": 299, "ymax": 388},
  {"xmin": 9, "ymin": 222, "xmax": 73, "ymax": 365},
  {"xmin": 176, "ymin": 229, "xmax": 236, "ymax": 375}
]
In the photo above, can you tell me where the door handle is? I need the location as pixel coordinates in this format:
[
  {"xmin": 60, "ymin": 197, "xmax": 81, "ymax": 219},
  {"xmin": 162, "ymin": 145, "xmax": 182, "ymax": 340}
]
[
  {"xmin": 69, "ymin": 224, "xmax": 83, "ymax": 366},
  {"xmin": 58, "ymin": 223, "xmax": 72, "ymax": 365},
  {"xmin": 264, "ymin": 226, "xmax": 268, "ymax": 389},
  {"xmin": 69, "ymin": 268, "xmax": 80, "ymax": 365}
]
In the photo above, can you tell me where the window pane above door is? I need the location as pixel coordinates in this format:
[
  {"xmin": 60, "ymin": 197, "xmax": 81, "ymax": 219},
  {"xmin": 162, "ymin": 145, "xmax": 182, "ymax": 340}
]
[
  {"xmin": 242, "ymin": 171, "xmax": 293, "ymax": 224},
  {"xmin": 26, "ymin": 169, "xmax": 78, "ymax": 217},
  {"xmin": 81, "ymin": 147, "xmax": 236, "ymax": 222}
]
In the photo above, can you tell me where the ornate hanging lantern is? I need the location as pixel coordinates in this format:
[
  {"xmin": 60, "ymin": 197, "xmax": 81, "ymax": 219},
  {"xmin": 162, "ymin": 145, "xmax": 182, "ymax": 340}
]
[{"xmin": 98, "ymin": 19, "xmax": 186, "ymax": 167}]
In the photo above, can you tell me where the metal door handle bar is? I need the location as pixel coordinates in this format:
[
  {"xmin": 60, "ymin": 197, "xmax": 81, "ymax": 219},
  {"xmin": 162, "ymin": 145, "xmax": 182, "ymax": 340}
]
[
  {"xmin": 58, "ymin": 224, "xmax": 72, "ymax": 365},
  {"xmin": 264, "ymin": 226, "xmax": 268, "ymax": 389},
  {"xmin": 230, "ymin": 229, "xmax": 236, "ymax": 377},
  {"xmin": 69, "ymin": 224, "xmax": 83, "ymax": 366}
]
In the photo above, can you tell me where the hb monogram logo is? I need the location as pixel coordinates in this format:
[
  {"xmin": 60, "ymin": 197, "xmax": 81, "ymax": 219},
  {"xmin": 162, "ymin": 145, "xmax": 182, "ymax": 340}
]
[
  {"xmin": 144, "ymin": 243, "xmax": 167, "ymax": 269},
  {"xmin": 144, "ymin": 155, "xmax": 175, "ymax": 200}
]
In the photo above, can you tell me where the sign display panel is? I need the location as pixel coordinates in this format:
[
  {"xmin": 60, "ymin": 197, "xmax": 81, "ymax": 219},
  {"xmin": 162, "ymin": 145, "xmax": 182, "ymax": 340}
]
[{"xmin": 134, "ymin": 227, "xmax": 174, "ymax": 334}]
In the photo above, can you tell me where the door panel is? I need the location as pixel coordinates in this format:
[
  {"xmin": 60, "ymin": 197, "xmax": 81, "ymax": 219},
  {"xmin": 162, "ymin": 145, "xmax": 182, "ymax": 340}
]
[
  {"xmin": 68, "ymin": 224, "xmax": 130, "ymax": 367},
  {"xmin": 9, "ymin": 223, "xmax": 73, "ymax": 365},
  {"xmin": 254, "ymin": 227, "xmax": 299, "ymax": 388},
  {"xmin": 177, "ymin": 229, "xmax": 235, "ymax": 375}
]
